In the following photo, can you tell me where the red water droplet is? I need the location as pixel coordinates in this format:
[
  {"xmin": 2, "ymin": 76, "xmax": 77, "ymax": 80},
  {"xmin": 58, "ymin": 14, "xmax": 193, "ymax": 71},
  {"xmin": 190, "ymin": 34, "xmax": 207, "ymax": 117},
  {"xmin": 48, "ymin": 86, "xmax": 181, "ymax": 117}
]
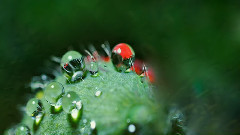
[
  {"xmin": 132, "ymin": 59, "xmax": 155, "ymax": 83},
  {"xmin": 112, "ymin": 43, "xmax": 134, "ymax": 59},
  {"xmin": 111, "ymin": 43, "xmax": 135, "ymax": 72}
]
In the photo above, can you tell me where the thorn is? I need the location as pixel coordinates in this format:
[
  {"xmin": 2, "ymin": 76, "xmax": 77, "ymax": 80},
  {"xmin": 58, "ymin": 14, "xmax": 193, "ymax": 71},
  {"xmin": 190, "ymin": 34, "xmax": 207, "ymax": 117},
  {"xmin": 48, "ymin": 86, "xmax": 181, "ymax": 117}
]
[
  {"xmin": 101, "ymin": 42, "xmax": 111, "ymax": 57},
  {"xmin": 50, "ymin": 56, "xmax": 61, "ymax": 63}
]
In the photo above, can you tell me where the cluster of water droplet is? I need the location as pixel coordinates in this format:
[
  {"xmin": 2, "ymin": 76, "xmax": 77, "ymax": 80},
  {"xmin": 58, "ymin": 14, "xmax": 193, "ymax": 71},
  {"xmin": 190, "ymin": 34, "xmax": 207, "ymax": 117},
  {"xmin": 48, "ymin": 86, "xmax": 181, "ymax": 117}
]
[
  {"xmin": 9, "ymin": 42, "xmax": 157, "ymax": 135},
  {"xmin": 58, "ymin": 43, "xmax": 153, "ymax": 82}
]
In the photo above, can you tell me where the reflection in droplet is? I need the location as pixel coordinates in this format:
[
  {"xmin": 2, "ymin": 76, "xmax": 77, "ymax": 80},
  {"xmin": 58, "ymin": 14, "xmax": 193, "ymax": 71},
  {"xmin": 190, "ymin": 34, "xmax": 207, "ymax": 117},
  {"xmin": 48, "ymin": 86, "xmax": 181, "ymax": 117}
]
[
  {"xmin": 53, "ymin": 98, "xmax": 63, "ymax": 112},
  {"xmin": 90, "ymin": 120, "xmax": 96, "ymax": 129},
  {"xmin": 71, "ymin": 108, "xmax": 79, "ymax": 120},
  {"xmin": 71, "ymin": 71, "xmax": 84, "ymax": 82}
]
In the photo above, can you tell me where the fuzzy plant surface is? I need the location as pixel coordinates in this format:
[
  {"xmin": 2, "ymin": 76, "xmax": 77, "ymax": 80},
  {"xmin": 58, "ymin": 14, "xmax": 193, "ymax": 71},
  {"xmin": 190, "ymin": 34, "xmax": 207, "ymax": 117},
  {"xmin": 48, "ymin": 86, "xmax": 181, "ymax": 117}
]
[{"xmin": 4, "ymin": 43, "xmax": 185, "ymax": 135}]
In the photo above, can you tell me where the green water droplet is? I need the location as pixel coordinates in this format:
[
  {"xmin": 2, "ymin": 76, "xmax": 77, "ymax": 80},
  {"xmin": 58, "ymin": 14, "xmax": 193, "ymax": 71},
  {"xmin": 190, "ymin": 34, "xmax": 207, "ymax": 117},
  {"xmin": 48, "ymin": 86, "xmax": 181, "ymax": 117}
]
[
  {"xmin": 61, "ymin": 51, "xmax": 86, "ymax": 82},
  {"xmin": 26, "ymin": 98, "xmax": 43, "ymax": 119},
  {"xmin": 62, "ymin": 91, "xmax": 82, "ymax": 113},
  {"xmin": 61, "ymin": 51, "xmax": 83, "ymax": 67},
  {"xmin": 80, "ymin": 119, "xmax": 97, "ymax": 135},
  {"xmin": 44, "ymin": 81, "xmax": 64, "ymax": 106},
  {"xmin": 89, "ymin": 62, "xmax": 99, "ymax": 76},
  {"xmin": 95, "ymin": 90, "xmax": 102, "ymax": 97},
  {"xmin": 15, "ymin": 124, "xmax": 30, "ymax": 135}
]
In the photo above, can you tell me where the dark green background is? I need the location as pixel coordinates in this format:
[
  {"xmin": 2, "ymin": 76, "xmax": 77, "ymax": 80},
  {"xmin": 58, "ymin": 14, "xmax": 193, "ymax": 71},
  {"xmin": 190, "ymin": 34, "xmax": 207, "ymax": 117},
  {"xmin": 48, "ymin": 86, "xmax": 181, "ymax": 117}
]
[{"xmin": 1, "ymin": 0, "xmax": 240, "ymax": 134}]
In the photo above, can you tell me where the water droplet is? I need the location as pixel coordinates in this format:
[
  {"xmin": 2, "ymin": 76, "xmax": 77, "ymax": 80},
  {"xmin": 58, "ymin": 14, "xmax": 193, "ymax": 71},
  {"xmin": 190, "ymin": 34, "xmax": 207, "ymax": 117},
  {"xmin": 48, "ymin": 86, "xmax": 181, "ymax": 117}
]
[
  {"xmin": 111, "ymin": 43, "xmax": 135, "ymax": 72},
  {"xmin": 44, "ymin": 81, "xmax": 64, "ymax": 107},
  {"xmin": 62, "ymin": 91, "xmax": 82, "ymax": 113},
  {"xmin": 95, "ymin": 90, "xmax": 102, "ymax": 97},
  {"xmin": 128, "ymin": 124, "xmax": 136, "ymax": 133},
  {"xmin": 80, "ymin": 120, "xmax": 96, "ymax": 135},
  {"xmin": 139, "ymin": 65, "xmax": 155, "ymax": 83},
  {"xmin": 61, "ymin": 51, "xmax": 86, "ymax": 82},
  {"xmin": 90, "ymin": 120, "xmax": 96, "ymax": 129},
  {"xmin": 15, "ymin": 124, "xmax": 30, "ymax": 135},
  {"xmin": 132, "ymin": 59, "xmax": 155, "ymax": 83},
  {"xmin": 26, "ymin": 98, "xmax": 44, "ymax": 120},
  {"xmin": 84, "ymin": 50, "xmax": 99, "ymax": 76},
  {"xmin": 89, "ymin": 62, "xmax": 99, "ymax": 76}
]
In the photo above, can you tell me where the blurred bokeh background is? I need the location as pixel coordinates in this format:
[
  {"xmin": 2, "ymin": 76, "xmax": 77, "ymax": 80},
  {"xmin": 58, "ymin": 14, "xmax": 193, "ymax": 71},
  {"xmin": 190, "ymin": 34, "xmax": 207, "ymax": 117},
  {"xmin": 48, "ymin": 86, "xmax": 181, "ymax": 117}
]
[{"xmin": 1, "ymin": 0, "xmax": 240, "ymax": 134}]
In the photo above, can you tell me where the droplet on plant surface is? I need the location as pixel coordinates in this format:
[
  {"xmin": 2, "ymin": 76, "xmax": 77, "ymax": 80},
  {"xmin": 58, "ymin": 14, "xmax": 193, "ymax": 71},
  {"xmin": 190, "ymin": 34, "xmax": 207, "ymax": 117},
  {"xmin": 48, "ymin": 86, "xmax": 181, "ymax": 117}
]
[
  {"xmin": 26, "ymin": 98, "xmax": 43, "ymax": 119},
  {"xmin": 131, "ymin": 59, "xmax": 155, "ymax": 83},
  {"xmin": 84, "ymin": 50, "xmax": 99, "ymax": 76},
  {"xmin": 15, "ymin": 124, "xmax": 30, "ymax": 135},
  {"xmin": 61, "ymin": 51, "xmax": 86, "ymax": 82},
  {"xmin": 89, "ymin": 62, "xmax": 99, "ymax": 76},
  {"xmin": 44, "ymin": 81, "xmax": 64, "ymax": 106},
  {"xmin": 62, "ymin": 91, "xmax": 82, "ymax": 113},
  {"xmin": 111, "ymin": 43, "xmax": 135, "ymax": 72},
  {"xmin": 128, "ymin": 124, "xmax": 136, "ymax": 133},
  {"xmin": 95, "ymin": 90, "xmax": 102, "ymax": 97},
  {"xmin": 80, "ymin": 119, "xmax": 97, "ymax": 134}
]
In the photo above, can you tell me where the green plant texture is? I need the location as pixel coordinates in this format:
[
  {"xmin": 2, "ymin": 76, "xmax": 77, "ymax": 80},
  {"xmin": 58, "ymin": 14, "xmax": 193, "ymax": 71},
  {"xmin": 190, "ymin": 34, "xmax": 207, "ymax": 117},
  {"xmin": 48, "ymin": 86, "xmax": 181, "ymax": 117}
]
[{"xmin": 4, "ymin": 47, "xmax": 184, "ymax": 135}]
